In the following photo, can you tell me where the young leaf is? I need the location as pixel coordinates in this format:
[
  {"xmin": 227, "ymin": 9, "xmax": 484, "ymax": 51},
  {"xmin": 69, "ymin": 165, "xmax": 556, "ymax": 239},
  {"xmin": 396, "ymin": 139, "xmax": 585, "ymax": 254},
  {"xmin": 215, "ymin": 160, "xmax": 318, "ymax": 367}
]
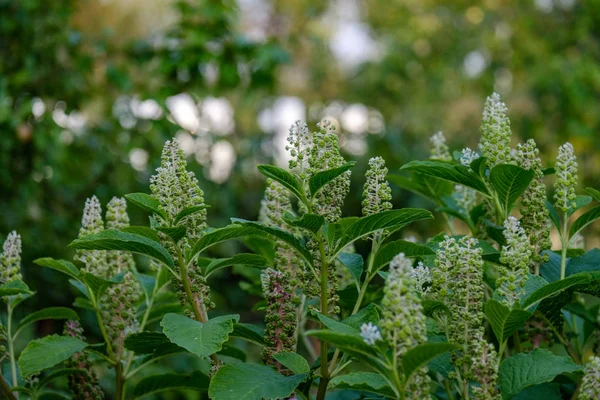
[
  {"xmin": 499, "ymin": 349, "xmax": 582, "ymax": 399},
  {"xmin": 174, "ymin": 205, "xmax": 210, "ymax": 225},
  {"xmin": 282, "ymin": 213, "xmax": 325, "ymax": 234},
  {"xmin": 484, "ymin": 299, "xmax": 533, "ymax": 344},
  {"xmin": 34, "ymin": 258, "xmax": 79, "ymax": 279},
  {"xmin": 257, "ymin": 165, "xmax": 305, "ymax": 202},
  {"xmin": 209, "ymin": 363, "xmax": 307, "ymax": 400},
  {"xmin": 489, "ymin": 165, "xmax": 534, "ymax": 213},
  {"xmin": 372, "ymin": 240, "xmax": 435, "ymax": 276},
  {"xmin": 18, "ymin": 335, "xmax": 87, "ymax": 377},
  {"xmin": 401, "ymin": 342, "xmax": 459, "ymax": 381},
  {"xmin": 16, "ymin": 307, "xmax": 79, "ymax": 336},
  {"xmin": 69, "ymin": 229, "xmax": 174, "ymax": 268},
  {"xmin": 124, "ymin": 193, "xmax": 167, "ymax": 220},
  {"xmin": 315, "ymin": 312, "xmax": 359, "ymax": 335},
  {"xmin": 160, "ymin": 313, "xmax": 239, "ymax": 359},
  {"xmin": 342, "ymin": 303, "xmax": 380, "ymax": 330},
  {"xmin": 334, "ymin": 209, "xmax": 433, "ymax": 256},
  {"xmin": 133, "ymin": 371, "xmax": 209, "ymax": 398},
  {"xmin": 569, "ymin": 206, "xmax": 600, "ymax": 238},
  {"xmin": 231, "ymin": 323, "xmax": 265, "ymax": 345},
  {"xmin": 272, "ymin": 352, "xmax": 310, "ymax": 374},
  {"xmin": 124, "ymin": 332, "xmax": 171, "ymax": 354},
  {"xmin": 308, "ymin": 162, "xmax": 355, "ymax": 197},
  {"xmin": 400, "ymin": 160, "xmax": 490, "ymax": 194},
  {"xmin": 205, "ymin": 254, "xmax": 267, "ymax": 276},
  {"xmin": 329, "ymin": 372, "xmax": 396, "ymax": 398},
  {"xmin": 0, "ymin": 279, "xmax": 33, "ymax": 297},
  {"xmin": 156, "ymin": 226, "xmax": 187, "ymax": 243},
  {"xmin": 337, "ymin": 252, "xmax": 363, "ymax": 287}
]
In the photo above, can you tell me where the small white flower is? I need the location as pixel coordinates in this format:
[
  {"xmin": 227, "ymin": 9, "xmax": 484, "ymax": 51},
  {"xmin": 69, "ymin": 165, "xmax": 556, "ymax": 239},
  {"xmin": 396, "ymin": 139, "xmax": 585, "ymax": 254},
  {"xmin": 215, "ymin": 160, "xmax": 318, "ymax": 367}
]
[
  {"xmin": 430, "ymin": 131, "xmax": 451, "ymax": 161},
  {"xmin": 460, "ymin": 147, "xmax": 480, "ymax": 167},
  {"xmin": 360, "ymin": 322, "xmax": 382, "ymax": 345},
  {"xmin": 411, "ymin": 262, "xmax": 432, "ymax": 295}
]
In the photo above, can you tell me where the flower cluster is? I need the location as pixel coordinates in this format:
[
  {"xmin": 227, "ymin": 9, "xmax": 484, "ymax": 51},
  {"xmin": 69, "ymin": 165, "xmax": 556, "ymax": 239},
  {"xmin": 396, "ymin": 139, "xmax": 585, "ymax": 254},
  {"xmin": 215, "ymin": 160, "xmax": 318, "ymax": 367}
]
[
  {"xmin": 471, "ymin": 341, "xmax": 500, "ymax": 400},
  {"xmin": 63, "ymin": 320, "xmax": 104, "ymax": 400},
  {"xmin": 360, "ymin": 322, "xmax": 382, "ymax": 345},
  {"xmin": 553, "ymin": 142, "xmax": 578, "ymax": 213},
  {"xmin": 480, "ymin": 92, "xmax": 512, "ymax": 167},
  {"xmin": 411, "ymin": 262, "xmax": 431, "ymax": 295},
  {"xmin": 516, "ymin": 139, "xmax": 551, "ymax": 270},
  {"xmin": 261, "ymin": 268, "xmax": 297, "ymax": 374},
  {"xmin": 498, "ymin": 217, "xmax": 532, "ymax": 307},
  {"xmin": 362, "ymin": 156, "xmax": 392, "ymax": 217},
  {"xmin": 579, "ymin": 356, "xmax": 600, "ymax": 400},
  {"xmin": 0, "ymin": 231, "xmax": 22, "ymax": 284},
  {"xmin": 285, "ymin": 120, "xmax": 312, "ymax": 181},
  {"xmin": 430, "ymin": 131, "xmax": 452, "ymax": 161},
  {"xmin": 75, "ymin": 196, "xmax": 108, "ymax": 277},
  {"xmin": 460, "ymin": 147, "xmax": 480, "ymax": 167}
]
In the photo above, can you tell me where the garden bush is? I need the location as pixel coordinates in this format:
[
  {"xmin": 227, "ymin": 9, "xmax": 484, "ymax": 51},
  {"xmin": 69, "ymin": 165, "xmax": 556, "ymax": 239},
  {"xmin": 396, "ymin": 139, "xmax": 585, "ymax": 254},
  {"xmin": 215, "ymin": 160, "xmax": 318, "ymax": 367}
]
[{"xmin": 1, "ymin": 93, "xmax": 600, "ymax": 399}]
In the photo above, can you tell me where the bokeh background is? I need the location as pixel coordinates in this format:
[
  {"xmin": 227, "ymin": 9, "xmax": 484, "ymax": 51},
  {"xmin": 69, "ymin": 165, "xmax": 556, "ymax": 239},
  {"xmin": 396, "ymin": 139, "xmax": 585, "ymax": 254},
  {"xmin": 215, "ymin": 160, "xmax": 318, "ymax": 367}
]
[{"xmin": 2, "ymin": 0, "xmax": 600, "ymax": 347}]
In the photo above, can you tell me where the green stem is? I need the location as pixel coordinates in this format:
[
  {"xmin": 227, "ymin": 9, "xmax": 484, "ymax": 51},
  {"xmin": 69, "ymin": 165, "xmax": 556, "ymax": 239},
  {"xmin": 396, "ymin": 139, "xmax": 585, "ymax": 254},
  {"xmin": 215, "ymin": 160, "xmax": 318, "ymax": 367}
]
[
  {"xmin": 560, "ymin": 213, "xmax": 569, "ymax": 280},
  {"xmin": 0, "ymin": 372, "xmax": 17, "ymax": 400},
  {"xmin": 115, "ymin": 362, "xmax": 124, "ymax": 400},
  {"xmin": 316, "ymin": 235, "xmax": 330, "ymax": 400},
  {"xmin": 497, "ymin": 341, "xmax": 508, "ymax": 368},
  {"xmin": 6, "ymin": 305, "xmax": 18, "ymax": 391}
]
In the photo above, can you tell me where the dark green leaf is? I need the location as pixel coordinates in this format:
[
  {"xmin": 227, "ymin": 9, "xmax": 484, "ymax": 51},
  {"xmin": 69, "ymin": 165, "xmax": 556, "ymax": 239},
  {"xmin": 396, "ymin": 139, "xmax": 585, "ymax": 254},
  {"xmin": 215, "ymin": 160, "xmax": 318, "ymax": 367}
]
[
  {"xmin": 521, "ymin": 272, "xmax": 600, "ymax": 309},
  {"xmin": 257, "ymin": 165, "xmax": 305, "ymax": 202},
  {"xmin": 546, "ymin": 201, "xmax": 561, "ymax": 230},
  {"xmin": 272, "ymin": 352, "xmax": 310, "ymax": 374},
  {"xmin": 133, "ymin": 371, "xmax": 209, "ymax": 398},
  {"xmin": 484, "ymin": 299, "xmax": 533, "ymax": 344},
  {"xmin": 329, "ymin": 372, "xmax": 395, "ymax": 398},
  {"xmin": 372, "ymin": 240, "xmax": 435, "ymax": 277},
  {"xmin": 584, "ymin": 187, "xmax": 600, "ymax": 203},
  {"xmin": 342, "ymin": 304, "xmax": 380, "ymax": 330},
  {"xmin": 124, "ymin": 331, "xmax": 171, "ymax": 354},
  {"xmin": 188, "ymin": 224, "xmax": 256, "ymax": 261},
  {"xmin": 309, "ymin": 162, "xmax": 355, "ymax": 197},
  {"xmin": 422, "ymin": 300, "xmax": 450, "ymax": 317},
  {"xmin": 125, "ymin": 193, "xmax": 166, "ymax": 220},
  {"xmin": 0, "ymin": 279, "xmax": 33, "ymax": 297},
  {"xmin": 18, "ymin": 335, "xmax": 87, "ymax": 377},
  {"xmin": 282, "ymin": 213, "xmax": 325, "ymax": 234},
  {"xmin": 16, "ymin": 307, "xmax": 79, "ymax": 334},
  {"xmin": 205, "ymin": 254, "xmax": 267, "ymax": 276},
  {"xmin": 156, "ymin": 226, "xmax": 187, "ymax": 243},
  {"xmin": 121, "ymin": 226, "xmax": 160, "ymax": 242},
  {"xmin": 338, "ymin": 253, "xmax": 363, "ymax": 286},
  {"xmin": 489, "ymin": 165, "xmax": 534, "ymax": 214},
  {"xmin": 174, "ymin": 205, "xmax": 209, "ymax": 225},
  {"xmin": 400, "ymin": 160, "xmax": 490, "ymax": 194},
  {"xmin": 402, "ymin": 342, "xmax": 459, "ymax": 380},
  {"xmin": 34, "ymin": 258, "xmax": 79, "ymax": 279},
  {"xmin": 231, "ymin": 323, "xmax": 265, "ymax": 345},
  {"xmin": 569, "ymin": 206, "xmax": 600, "ymax": 238},
  {"xmin": 513, "ymin": 383, "xmax": 562, "ymax": 400},
  {"xmin": 567, "ymin": 195, "xmax": 592, "ymax": 217}
]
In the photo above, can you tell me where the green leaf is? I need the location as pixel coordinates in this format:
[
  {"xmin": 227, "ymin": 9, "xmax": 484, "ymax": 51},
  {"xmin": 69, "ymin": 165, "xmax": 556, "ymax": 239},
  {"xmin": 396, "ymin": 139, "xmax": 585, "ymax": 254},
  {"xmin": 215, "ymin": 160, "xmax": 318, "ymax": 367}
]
[
  {"xmin": 569, "ymin": 206, "xmax": 600, "ymax": 238},
  {"xmin": 0, "ymin": 279, "xmax": 33, "ymax": 297},
  {"xmin": 546, "ymin": 201, "xmax": 561, "ymax": 230},
  {"xmin": 315, "ymin": 313, "xmax": 359, "ymax": 335},
  {"xmin": 282, "ymin": 213, "xmax": 325, "ymax": 234},
  {"xmin": 16, "ymin": 307, "xmax": 79, "ymax": 335},
  {"xmin": 334, "ymin": 209, "xmax": 433, "ymax": 256},
  {"xmin": 125, "ymin": 193, "xmax": 166, "ymax": 220},
  {"xmin": 329, "ymin": 372, "xmax": 395, "ymax": 398},
  {"xmin": 499, "ymin": 348, "xmax": 582, "ymax": 399},
  {"xmin": 81, "ymin": 271, "xmax": 123, "ymax": 301},
  {"xmin": 160, "ymin": 313, "xmax": 239, "ymax": 359},
  {"xmin": 324, "ymin": 222, "xmax": 344, "ymax": 249},
  {"xmin": 209, "ymin": 363, "xmax": 307, "ymax": 400},
  {"xmin": 188, "ymin": 224, "xmax": 256, "ymax": 261},
  {"xmin": 521, "ymin": 272, "xmax": 600, "ymax": 309},
  {"xmin": 566, "ymin": 249, "xmax": 600, "ymax": 276},
  {"xmin": 36, "ymin": 368, "xmax": 85, "ymax": 389},
  {"xmin": 422, "ymin": 300, "xmax": 450, "ymax": 317},
  {"xmin": 401, "ymin": 342, "xmax": 459, "ymax": 381},
  {"xmin": 174, "ymin": 205, "xmax": 209, "ymax": 225},
  {"xmin": 489, "ymin": 164, "xmax": 534, "ymax": 213},
  {"xmin": 257, "ymin": 165, "xmax": 305, "ymax": 202},
  {"xmin": 308, "ymin": 162, "xmax": 356, "ymax": 197},
  {"xmin": 513, "ymin": 383, "xmax": 562, "ymax": 400},
  {"xmin": 205, "ymin": 254, "xmax": 267, "ymax": 276},
  {"xmin": 372, "ymin": 240, "xmax": 435, "ymax": 277},
  {"xmin": 121, "ymin": 226, "xmax": 160, "ymax": 241},
  {"xmin": 338, "ymin": 253, "xmax": 363, "ymax": 287},
  {"xmin": 388, "ymin": 173, "xmax": 453, "ymax": 205},
  {"xmin": 342, "ymin": 304, "xmax": 380, "ymax": 330},
  {"xmin": 18, "ymin": 335, "xmax": 87, "ymax": 377},
  {"xmin": 584, "ymin": 187, "xmax": 600, "ymax": 203},
  {"xmin": 34, "ymin": 258, "xmax": 79, "ymax": 279},
  {"xmin": 231, "ymin": 323, "xmax": 265, "ymax": 345},
  {"xmin": 484, "ymin": 299, "xmax": 533, "ymax": 344},
  {"xmin": 272, "ymin": 352, "xmax": 310, "ymax": 374},
  {"xmin": 230, "ymin": 219, "xmax": 312, "ymax": 265},
  {"xmin": 567, "ymin": 195, "xmax": 592, "ymax": 217},
  {"xmin": 69, "ymin": 229, "xmax": 173, "ymax": 267},
  {"xmin": 124, "ymin": 332, "xmax": 171, "ymax": 354},
  {"xmin": 133, "ymin": 371, "xmax": 209, "ymax": 398},
  {"xmin": 400, "ymin": 160, "xmax": 490, "ymax": 194},
  {"xmin": 156, "ymin": 226, "xmax": 187, "ymax": 243}
]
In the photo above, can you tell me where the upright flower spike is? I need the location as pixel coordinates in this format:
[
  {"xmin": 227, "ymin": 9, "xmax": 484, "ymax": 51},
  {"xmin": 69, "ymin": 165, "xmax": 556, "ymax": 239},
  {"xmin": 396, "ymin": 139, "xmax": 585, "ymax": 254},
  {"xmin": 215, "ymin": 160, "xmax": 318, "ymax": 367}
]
[
  {"xmin": 498, "ymin": 217, "xmax": 532, "ymax": 308},
  {"xmin": 429, "ymin": 131, "xmax": 452, "ymax": 161},
  {"xmin": 75, "ymin": 196, "xmax": 108, "ymax": 277},
  {"xmin": 362, "ymin": 156, "xmax": 392, "ymax": 217},
  {"xmin": 63, "ymin": 320, "xmax": 104, "ymax": 400},
  {"xmin": 260, "ymin": 268, "xmax": 297, "ymax": 374},
  {"xmin": 0, "ymin": 231, "xmax": 22, "ymax": 284},
  {"xmin": 579, "ymin": 356, "xmax": 600, "ymax": 400},
  {"xmin": 480, "ymin": 93, "xmax": 512, "ymax": 167},
  {"xmin": 516, "ymin": 139, "xmax": 551, "ymax": 271},
  {"xmin": 285, "ymin": 120, "xmax": 312, "ymax": 182},
  {"xmin": 471, "ymin": 341, "xmax": 501, "ymax": 400},
  {"xmin": 380, "ymin": 253, "xmax": 430, "ymax": 399},
  {"xmin": 553, "ymin": 142, "xmax": 578, "ymax": 213}
]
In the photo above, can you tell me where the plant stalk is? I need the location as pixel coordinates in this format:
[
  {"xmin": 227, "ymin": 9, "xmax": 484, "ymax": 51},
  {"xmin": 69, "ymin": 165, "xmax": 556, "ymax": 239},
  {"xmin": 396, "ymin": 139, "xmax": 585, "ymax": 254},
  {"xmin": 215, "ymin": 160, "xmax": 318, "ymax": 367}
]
[
  {"xmin": 560, "ymin": 213, "xmax": 569, "ymax": 280},
  {"xmin": 6, "ymin": 305, "xmax": 18, "ymax": 392},
  {"xmin": 316, "ymin": 235, "xmax": 330, "ymax": 400},
  {"xmin": 0, "ymin": 372, "xmax": 17, "ymax": 400}
]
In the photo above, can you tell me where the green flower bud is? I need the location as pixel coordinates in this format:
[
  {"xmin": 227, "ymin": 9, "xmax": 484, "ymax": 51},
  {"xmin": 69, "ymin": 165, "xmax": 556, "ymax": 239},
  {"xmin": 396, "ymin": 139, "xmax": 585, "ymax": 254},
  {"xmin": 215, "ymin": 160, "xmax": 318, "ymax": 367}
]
[
  {"xmin": 480, "ymin": 93, "xmax": 512, "ymax": 167},
  {"xmin": 0, "ymin": 231, "xmax": 22, "ymax": 284},
  {"xmin": 498, "ymin": 217, "xmax": 532, "ymax": 307},
  {"xmin": 553, "ymin": 142, "xmax": 578, "ymax": 213}
]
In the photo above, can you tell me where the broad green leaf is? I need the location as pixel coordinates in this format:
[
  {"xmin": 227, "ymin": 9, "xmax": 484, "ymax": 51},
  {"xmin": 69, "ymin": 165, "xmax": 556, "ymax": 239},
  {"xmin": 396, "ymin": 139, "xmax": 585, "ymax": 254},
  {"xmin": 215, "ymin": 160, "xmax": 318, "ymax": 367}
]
[
  {"xmin": 584, "ymin": 187, "xmax": 600, "ymax": 203},
  {"xmin": 324, "ymin": 222, "xmax": 343, "ymax": 249},
  {"xmin": 282, "ymin": 213, "xmax": 325, "ymax": 234},
  {"xmin": 513, "ymin": 383, "xmax": 562, "ymax": 400},
  {"xmin": 470, "ymin": 156, "xmax": 487, "ymax": 176},
  {"xmin": 422, "ymin": 300, "xmax": 450, "ymax": 317},
  {"xmin": 308, "ymin": 162, "xmax": 355, "ymax": 197},
  {"xmin": 489, "ymin": 164, "xmax": 534, "ymax": 214},
  {"xmin": 334, "ymin": 209, "xmax": 433, "ymax": 256},
  {"xmin": 81, "ymin": 271, "xmax": 123, "ymax": 301},
  {"xmin": 174, "ymin": 205, "xmax": 209, "ymax": 225},
  {"xmin": 218, "ymin": 344, "xmax": 247, "ymax": 362},
  {"xmin": 257, "ymin": 165, "xmax": 305, "ymax": 202},
  {"xmin": 401, "ymin": 342, "xmax": 459, "ymax": 380},
  {"xmin": 188, "ymin": 224, "xmax": 256, "ymax": 261},
  {"xmin": 315, "ymin": 313, "xmax": 359, "ymax": 335},
  {"xmin": 231, "ymin": 323, "xmax": 265, "ymax": 345},
  {"xmin": 230, "ymin": 219, "xmax": 312, "ymax": 265},
  {"xmin": 121, "ymin": 226, "xmax": 160, "ymax": 242},
  {"xmin": 73, "ymin": 297, "xmax": 94, "ymax": 310},
  {"xmin": 0, "ymin": 279, "xmax": 33, "ymax": 297},
  {"xmin": 329, "ymin": 372, "xmax": 395, "ymax": 398},
  {"xmin": 566, "ymin": 249, "xmax": 600, "ymax": 276},
  {"xmin": 569, "ymin": 206, "xmax": 600, "ymax": 238},
  {"xmin": 342, "ymin": 304, "xmax": 380, "ymax": 330},
  {"xmin": 484, "ymin": 299, "xmax": 533, "ymax": 344},
  {"xmin": 338, "ymin": 253, "xmax": 363, "ymax": 286},
  {"xmin": 539, "ymin": 251, "xmax": 563, "ymax": 283},
  {"xmin": 209, "ymin": 363, "xmax": 307, "ymax": 400},
  {"xmin": 18, "ymin": 335, "xmax": 87, "ymax": 377},
  {"xmin": 205, "ymin": 254, "xmax": 267, "ymax": 276},
  {"xmin": 156, "ymin": 226, "xmax": 187, "ymax": 243},
  {"xmin": 34, "ymin": 258, "xmax": 79, "ymax": 279},
  {"xmin": 546, "ymin": 201, "xmax": 561, "ymax": 230},
  {"xmin": 161, "ymin": 313, "xmax": 239, "ymax": 359},
  {"xmin": 521, "ymin": 272, "xmax": 600, "ymax": 309},
  {"xmin": 125, "ymin": 193, "xmax": 166, "ymax": 220},
  {"xmin": 133, "ymin": 371, "xmax": 209, "ymax": 398},
  {"xmin": 372, "ymin": 240, "xmax": 435, "ymax": 276},
  {"xmin": 16, "ymin": 307, "xmax": 79, "ymax": 335},
  {"xmin": 124, "ymin": 331, "xmax": 171, "ymax": 354},
  {"xmin": 388, "ymin": 173, "xmax": 453, "ymax": 205},
  {"xmin": 400, "ymin": 160, "xmax": 490, "ymax": 194},
  {"xmin": 567, "ymin": 195, "xmax": 592, "ymax": 217},
  {"xmin": 69, "ymin": 229, "xmax": 173, "ymax": 267},
  {"xmin": 499, "ymin": 348, "xmax": 582, "ymax": 399},
  {"xmin": 272, "ymin": 352, "xmax": 310, "ymax": 374},
  {"xmin": 69, "ymin": 279, "xmax": 90, "ymax": 299}
]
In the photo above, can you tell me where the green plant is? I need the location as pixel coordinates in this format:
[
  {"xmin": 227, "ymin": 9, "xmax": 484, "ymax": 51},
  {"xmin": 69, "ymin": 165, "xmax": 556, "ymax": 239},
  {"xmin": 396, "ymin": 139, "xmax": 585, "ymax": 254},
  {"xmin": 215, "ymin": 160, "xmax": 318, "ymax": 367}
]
[{"xmin": 2, "ymin": 93, "xmax": 600, "ymax": 399}]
